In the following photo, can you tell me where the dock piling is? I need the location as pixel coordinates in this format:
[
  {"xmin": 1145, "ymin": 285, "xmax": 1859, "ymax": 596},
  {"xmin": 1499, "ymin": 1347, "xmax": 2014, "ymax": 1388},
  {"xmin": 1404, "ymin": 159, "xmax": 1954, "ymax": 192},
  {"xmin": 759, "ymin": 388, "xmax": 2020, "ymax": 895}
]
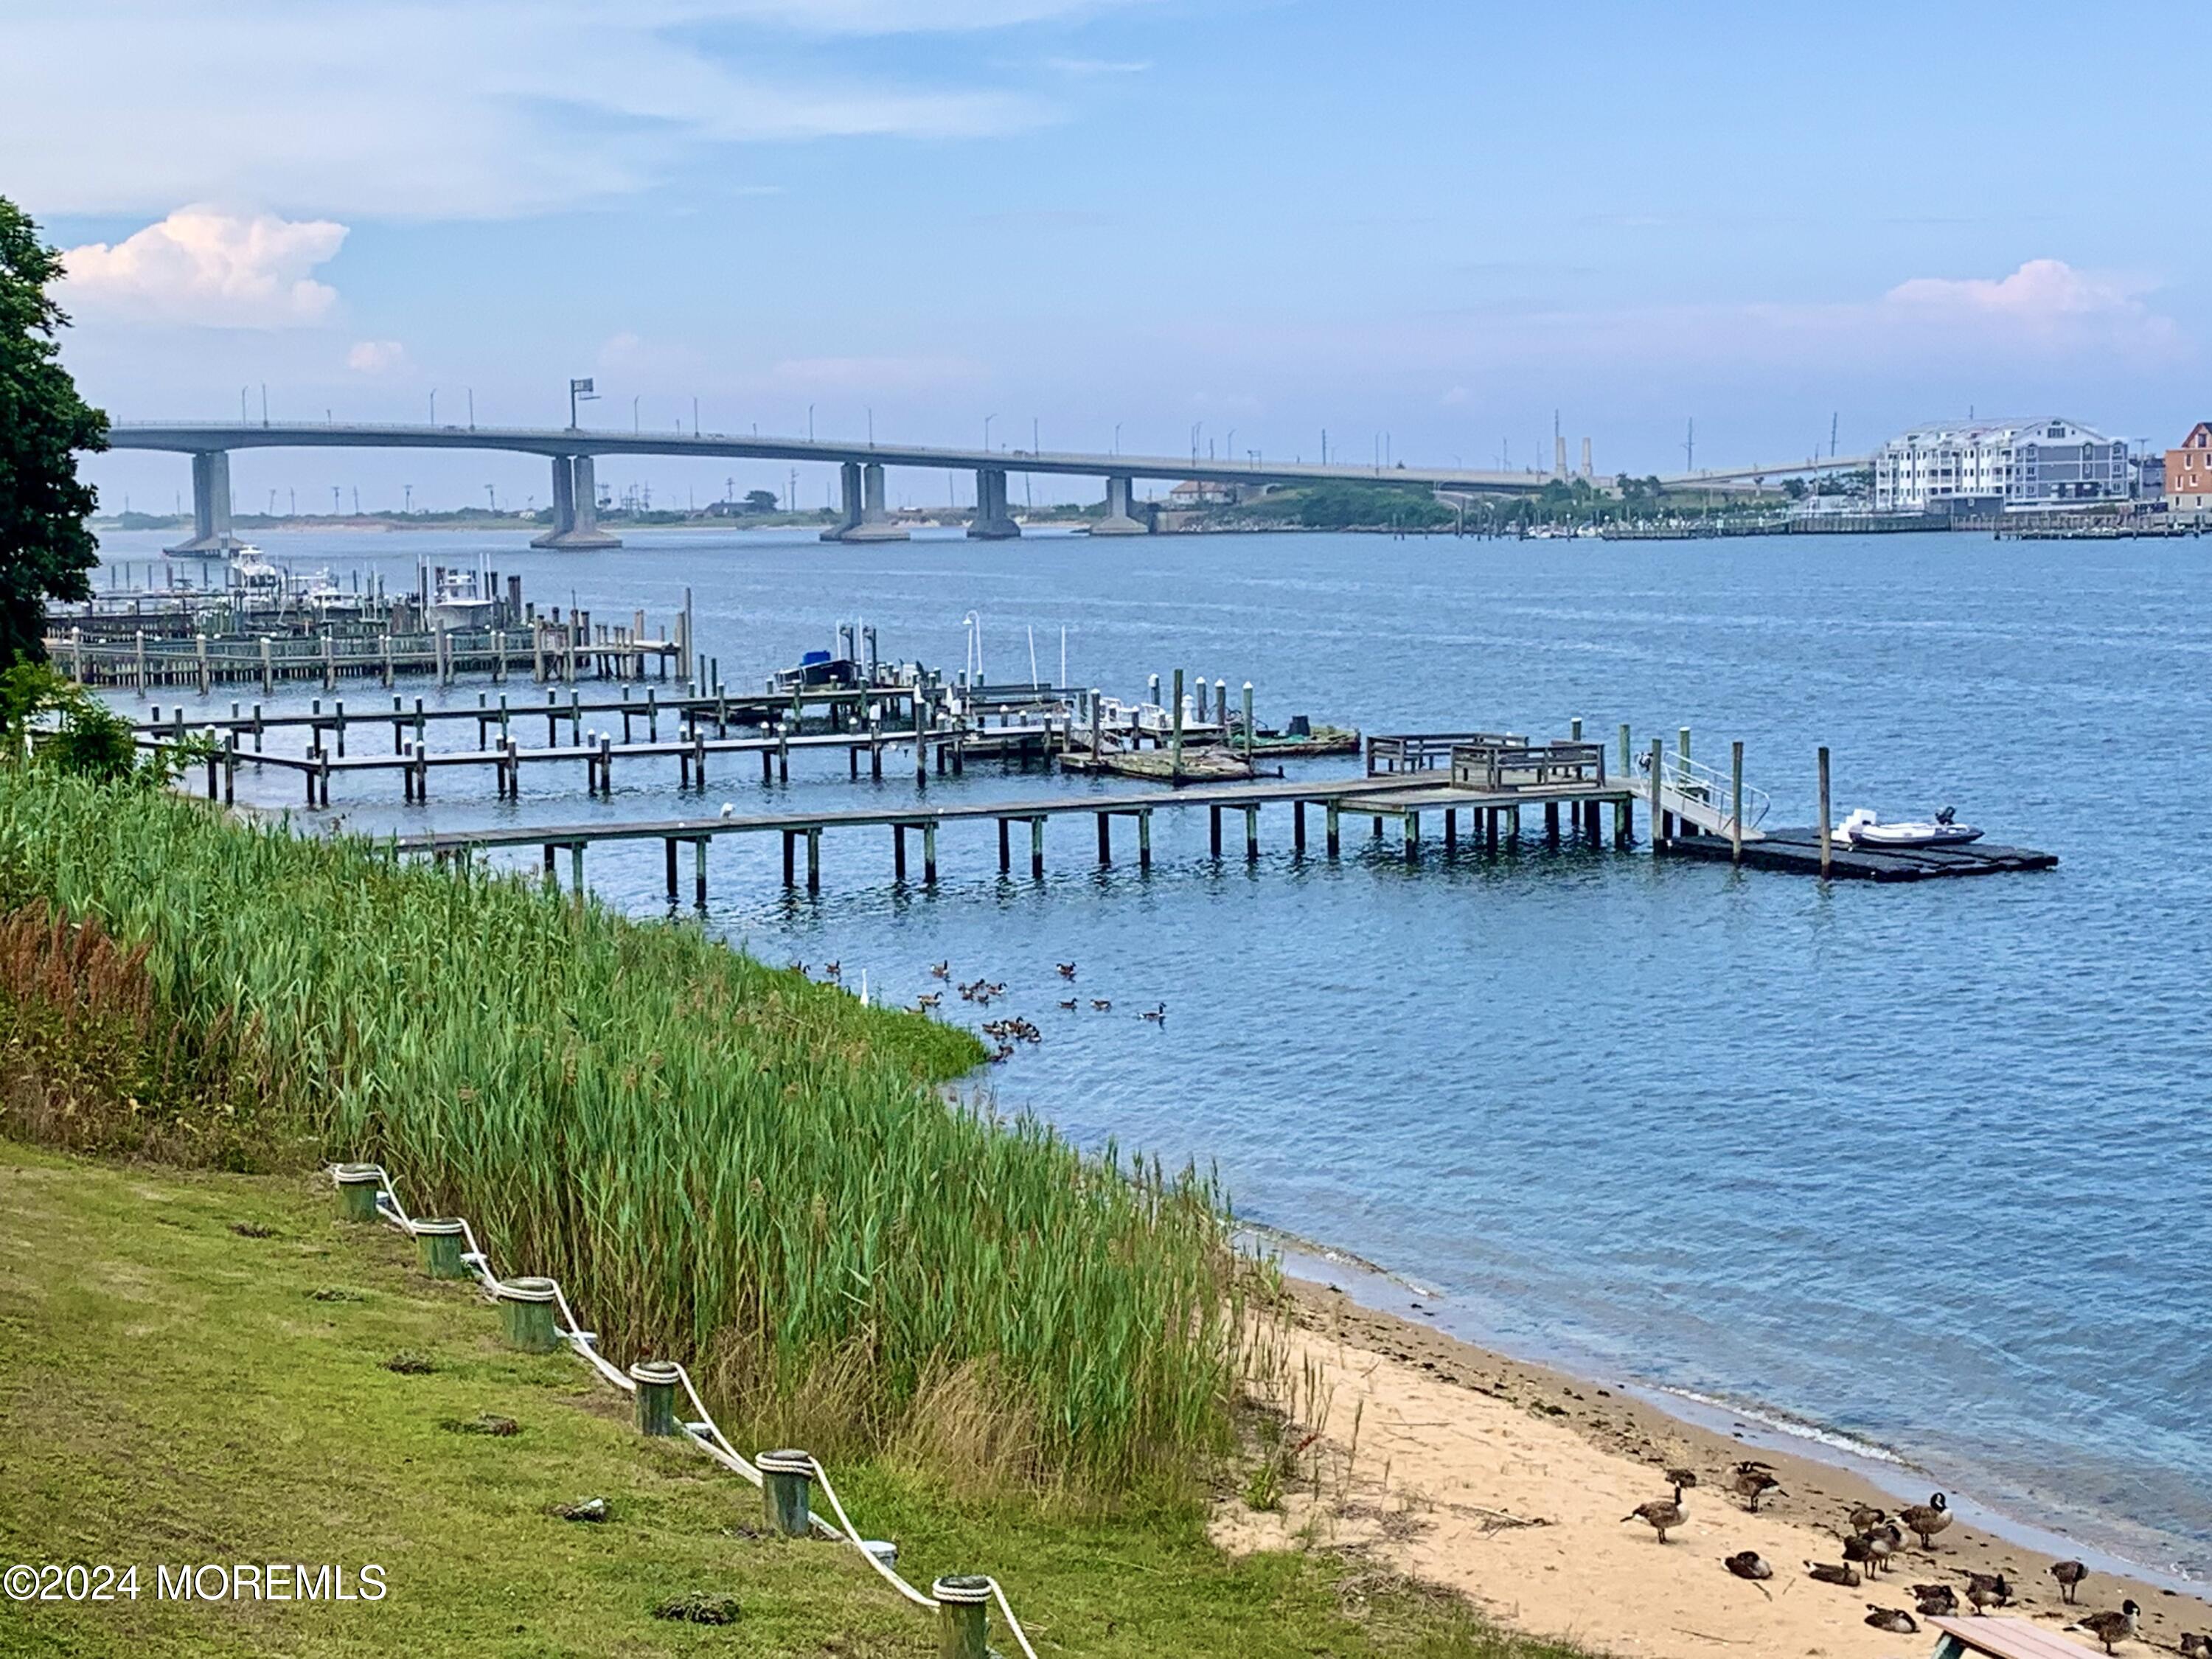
[
  {"xmin": 1817, "ymin": 745, "xmax": 1832, "ymax": 880},
  {"xmin": 1030, "ymin": 816, "xmax": 1045, "ymax": 880},
  {"xmin": 1731, "ymin": 740, "xmax": 1745, "ymax": 865},
  {"xmin": 922, "ymin": 821, "xmax": 939, "ymax": 885}
]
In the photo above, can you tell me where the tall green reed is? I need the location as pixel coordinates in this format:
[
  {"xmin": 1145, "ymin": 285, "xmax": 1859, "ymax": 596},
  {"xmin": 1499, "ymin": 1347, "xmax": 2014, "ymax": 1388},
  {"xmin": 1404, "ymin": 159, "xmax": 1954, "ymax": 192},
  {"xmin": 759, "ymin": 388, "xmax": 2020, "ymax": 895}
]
[{"xmin": 0, "ymin": 770, "xmax": 1255, "ymax": 1492}]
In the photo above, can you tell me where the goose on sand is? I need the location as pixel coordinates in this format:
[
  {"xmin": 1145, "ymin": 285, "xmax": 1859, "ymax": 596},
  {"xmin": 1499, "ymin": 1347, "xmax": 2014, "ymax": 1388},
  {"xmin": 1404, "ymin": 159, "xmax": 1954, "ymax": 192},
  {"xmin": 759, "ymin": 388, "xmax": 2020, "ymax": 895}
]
[
  {"xmin": 1805, "ymin": 1561, "xmax": 1862, "ymax": 1587},
  {"xmin": 2175, "ymin": 1633, "xmax": 2208, "ymax": 1659},
  {"xmin": 1864, "ymin": 1607, "xmax": 1919, "ymax": 1635},
  {"xmin": 1898, "ymin": 1492, "xmax": 1952, "ymax": 1550},
  {"xmin": 1731, "ymin": 1460, "xmax": 1784, "ymax": 1512},
  {"xmin": 1963, "ymin": 1571, "xmax": 2011, "ymax": 1613},
  {"xmin": 1623, "ymin": 1492, "xmax": 1686, "ymax": 1544},
  {"xmin": 2050, "ymin": 1559, "xmax": 2087, "ymax": 1604},
  {"xmin": 1723, "ymin": 1551, "xmax": 1771, "ymax": 1581},
  {"xmin": 2066, "ymin": 1601, "xmax": 2140, "ymax": 1655},
  {"xmin": 1910, "ymin": 1583, "xmax": 1958, "ymax": 1617}
]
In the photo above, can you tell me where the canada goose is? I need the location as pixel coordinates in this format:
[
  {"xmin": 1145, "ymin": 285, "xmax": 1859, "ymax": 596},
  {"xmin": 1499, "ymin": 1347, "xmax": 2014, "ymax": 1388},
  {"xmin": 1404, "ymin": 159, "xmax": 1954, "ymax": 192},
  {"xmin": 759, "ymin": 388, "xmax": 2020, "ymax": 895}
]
[
  {"xmin": 1057, "ymin": 998, "xmax": 1077, "ymax": 1010},
  {"xmin": 1964, "ymin": 1572, "xmax": 2012, "ymax": 1614},
  {"xmin": 1864, "ymin": 1607, "xmax": 1919, "ymax": 1635},
  {"xmin": 916, "ymin": 993, "xmax": 941, "ymax": 1009},
  {"xmin": 1731, "ymin": 1460, "xmax": 1784, "ymax": 1512},
  {"xmin": 1844, "ymin": 1523, "xmax": 1902, "ymax": 1575},
  {"xmin": 2176, "ymin": 1632, "xmax": 2209, "ymax": 1659},
  {"xmin": 1846, "ymin": 1503, "xmax": 1888, "ymax": 1534},
  {"xmin": 1805, "ymin": 1561, "xmax": 1863, "ymax": 1587},
  {"xmin": 1057, "ymin": 962, "xmax": 1077, "ymax": 978},
  {"xmin": 1139, "ymin": 1002, "xmax": 1166, "ymax": 1021},
  {"xmin": 788, "ymin": 961, "xmax": 806, "ymax": 975},
  {"xmin": 1666, "ymin": 1467, "xmax": 1700, "ymax": 1492},
  {"xmin": 1623, "ymin": 1492, "xmax": 1687, "ymax": 1543},
  {"xmin": 823, "ymin": 961, "xmax": 841, "ymax": 979},
  {"xmin": 1723, "ymin": 1551, "xmax": 1772, "ymax": 1581},
  {"xmin": 1899, "ymin": 1492, "xmax": 1952, "ymax": 1550},
  {"xmin": 2066, "ymin": 1601, "xmax": 2140, "ymax": 1655},
  {"xmin": 930, "ymin": 961, "xmax": 950, "ymax": 978},
  {"xmin": 2051, "ymin": 1559, "xmax": 2088, "ymax": 1604},
  {"xmin": 1911, "ymin": 1582, "xmax": 1959, "ymax": 1616},
  {"xmin": 1091, "ymin": 998, "xmax": 1112, "ymax": 1012}
]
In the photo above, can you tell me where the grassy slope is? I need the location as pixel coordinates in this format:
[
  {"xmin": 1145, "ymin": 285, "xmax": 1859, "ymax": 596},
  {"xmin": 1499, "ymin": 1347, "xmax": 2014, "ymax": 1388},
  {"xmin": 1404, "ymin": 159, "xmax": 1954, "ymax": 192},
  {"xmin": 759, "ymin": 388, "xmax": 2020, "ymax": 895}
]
[{"xmin": 0, "ymin": 1141, "xmax": 1590, "ymax": 1659}]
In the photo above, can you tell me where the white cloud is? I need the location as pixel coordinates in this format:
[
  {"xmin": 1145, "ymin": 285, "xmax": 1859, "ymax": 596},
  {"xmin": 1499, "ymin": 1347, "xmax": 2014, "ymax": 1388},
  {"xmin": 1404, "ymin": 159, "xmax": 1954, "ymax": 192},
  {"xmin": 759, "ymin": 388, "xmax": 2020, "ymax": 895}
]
[
  {"xmin": 347, "ymin": 339, "xmax": 408, "ymax": 373},
  {"xmin": 1882, "ymin": 259, "xmax": 2157, "ymax": 333},
  {"xmin": 58, "ymin": 208, "xmax": 347, "ymax": 327},
  {"xmin": 4, "ymin": 1, "xmax": 1121, "ymax": 220}
]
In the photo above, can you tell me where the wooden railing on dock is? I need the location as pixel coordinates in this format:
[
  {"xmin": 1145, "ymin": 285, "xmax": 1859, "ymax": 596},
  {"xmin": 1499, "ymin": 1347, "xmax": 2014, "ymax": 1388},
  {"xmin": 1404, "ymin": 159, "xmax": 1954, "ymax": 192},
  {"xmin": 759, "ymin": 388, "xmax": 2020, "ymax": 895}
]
[
  {"xmin": 1366, "ymin": 731, "xmax": 1525, "ymax": 775},
  {"xmin": 1449, "ymin": 741, "xmax": 1605, "ymax": 792}
]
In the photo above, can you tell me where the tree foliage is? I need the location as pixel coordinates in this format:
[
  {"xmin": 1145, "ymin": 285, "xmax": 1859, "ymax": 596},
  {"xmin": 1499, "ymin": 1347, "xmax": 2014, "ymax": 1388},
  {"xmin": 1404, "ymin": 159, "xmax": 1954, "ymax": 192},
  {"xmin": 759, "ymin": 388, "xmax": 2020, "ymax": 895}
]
[
  {"xmin": 0, "ymin": 196, "xmax": 107, "ymax": 666},
  {"xmin": 0, "ymin": 661, "xmax": 182, "ymax": 785}
]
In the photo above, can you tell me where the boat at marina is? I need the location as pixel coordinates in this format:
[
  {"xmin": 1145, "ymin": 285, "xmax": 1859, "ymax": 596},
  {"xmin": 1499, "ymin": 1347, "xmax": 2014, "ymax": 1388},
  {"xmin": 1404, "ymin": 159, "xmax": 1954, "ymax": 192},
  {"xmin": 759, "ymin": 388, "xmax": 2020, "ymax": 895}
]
[{"xmin": 1839, "ymin": 806, "xmax": 1984, "ymax": 849}]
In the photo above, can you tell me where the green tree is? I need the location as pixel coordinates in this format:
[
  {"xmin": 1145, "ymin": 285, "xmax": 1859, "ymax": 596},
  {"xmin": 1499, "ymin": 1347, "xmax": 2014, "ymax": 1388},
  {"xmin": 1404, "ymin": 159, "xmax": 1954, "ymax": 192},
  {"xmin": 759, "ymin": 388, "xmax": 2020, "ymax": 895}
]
[
  {"xmin": 741, "ymin": 488, "xmax": 779, "ymax": 514},
  {"xmin": 0, "ymin": 197, "xmax": 106, "ymax": 666}
]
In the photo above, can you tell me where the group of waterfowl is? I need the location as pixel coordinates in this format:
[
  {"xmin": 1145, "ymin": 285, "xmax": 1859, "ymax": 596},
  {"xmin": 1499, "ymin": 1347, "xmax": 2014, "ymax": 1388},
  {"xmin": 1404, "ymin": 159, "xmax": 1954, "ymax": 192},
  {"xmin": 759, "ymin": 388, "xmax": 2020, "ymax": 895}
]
[
  {"xmin": 1626, "ymin": 1472, "xmax": 2167, "ymax": 1652},
  {"xmin": 881, "ymin": 959, "xmax": 1169, "ymax": 1054}
]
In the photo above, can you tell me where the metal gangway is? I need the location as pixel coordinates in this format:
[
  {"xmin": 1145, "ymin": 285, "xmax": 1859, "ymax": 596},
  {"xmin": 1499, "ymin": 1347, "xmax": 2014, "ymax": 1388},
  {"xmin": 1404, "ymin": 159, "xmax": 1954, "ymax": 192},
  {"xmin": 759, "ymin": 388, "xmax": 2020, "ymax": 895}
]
[{"xmin": 1643, "ymin": 747, "xmax": 1770, "ymax": 841}]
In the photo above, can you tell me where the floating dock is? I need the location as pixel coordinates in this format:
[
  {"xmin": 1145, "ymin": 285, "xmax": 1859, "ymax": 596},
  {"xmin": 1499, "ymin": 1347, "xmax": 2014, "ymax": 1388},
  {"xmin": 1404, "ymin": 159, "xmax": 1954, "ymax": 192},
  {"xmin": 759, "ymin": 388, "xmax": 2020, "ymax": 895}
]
[{"xmin": 1664, "ymin": 827, "xmax": 2058, "ymax": 882}]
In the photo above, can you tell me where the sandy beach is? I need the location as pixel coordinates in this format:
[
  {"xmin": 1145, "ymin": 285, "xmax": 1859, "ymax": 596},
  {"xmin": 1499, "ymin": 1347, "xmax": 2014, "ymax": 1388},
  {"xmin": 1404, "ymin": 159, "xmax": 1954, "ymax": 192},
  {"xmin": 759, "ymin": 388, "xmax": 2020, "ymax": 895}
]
[{"xmin": 1213, "ymin": 1279, "xmax": 2210, "ymax": 1658}]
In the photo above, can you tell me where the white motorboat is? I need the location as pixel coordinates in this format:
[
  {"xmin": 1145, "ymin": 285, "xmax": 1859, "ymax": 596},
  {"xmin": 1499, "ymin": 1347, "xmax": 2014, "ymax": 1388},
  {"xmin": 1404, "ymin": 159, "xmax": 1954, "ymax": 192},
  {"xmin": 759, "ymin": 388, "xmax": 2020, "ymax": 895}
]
[{"xmin": 1839, "ymin": 806, "xmax": 1983, "ymax": 849}]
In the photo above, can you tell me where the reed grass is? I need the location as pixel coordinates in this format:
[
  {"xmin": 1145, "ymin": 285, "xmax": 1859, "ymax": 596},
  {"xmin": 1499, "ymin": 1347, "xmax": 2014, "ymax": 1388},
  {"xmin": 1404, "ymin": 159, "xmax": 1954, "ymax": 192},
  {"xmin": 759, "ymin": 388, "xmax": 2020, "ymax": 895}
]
[{"xmin": 0, "ymin": 768, "xmax": 1256, "ymax": 1492}]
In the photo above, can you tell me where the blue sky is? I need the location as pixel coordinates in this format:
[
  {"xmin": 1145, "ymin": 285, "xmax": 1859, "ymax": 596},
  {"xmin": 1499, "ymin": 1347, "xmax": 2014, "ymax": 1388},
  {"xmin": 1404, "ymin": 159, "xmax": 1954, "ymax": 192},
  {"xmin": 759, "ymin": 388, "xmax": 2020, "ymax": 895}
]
[{"xmin": 17, "ymin": 1, "xmax": 2205, "ymax": 511}]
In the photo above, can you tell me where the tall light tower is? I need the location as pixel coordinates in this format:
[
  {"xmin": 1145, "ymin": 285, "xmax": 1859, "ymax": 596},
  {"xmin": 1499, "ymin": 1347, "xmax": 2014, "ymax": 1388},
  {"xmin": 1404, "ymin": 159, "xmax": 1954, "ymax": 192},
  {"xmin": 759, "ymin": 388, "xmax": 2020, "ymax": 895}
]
[{"xmin": 568, "ymin": 378, "xmax": 598, "ymax": 430}]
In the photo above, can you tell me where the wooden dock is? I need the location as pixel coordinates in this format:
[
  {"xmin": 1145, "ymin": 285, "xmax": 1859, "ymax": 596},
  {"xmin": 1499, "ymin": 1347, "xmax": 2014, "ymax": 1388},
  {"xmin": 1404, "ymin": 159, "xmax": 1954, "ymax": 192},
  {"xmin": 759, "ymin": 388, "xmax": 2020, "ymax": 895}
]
[
  {"xmin": 389, "ymin": 765, "xmax": 1638, "ymax": 903},
  {"xmin": 147, "ymin": 681, "xmax": 1234, "ymax": 807}
]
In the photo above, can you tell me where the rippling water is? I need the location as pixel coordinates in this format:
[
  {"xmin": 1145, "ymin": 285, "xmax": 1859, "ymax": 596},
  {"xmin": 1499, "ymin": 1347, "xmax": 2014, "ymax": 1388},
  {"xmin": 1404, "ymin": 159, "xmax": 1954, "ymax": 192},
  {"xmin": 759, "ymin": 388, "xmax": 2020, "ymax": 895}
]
[{"xmin": 95, "ymin": 524, "xmax": 2212, "ymax": 1579}]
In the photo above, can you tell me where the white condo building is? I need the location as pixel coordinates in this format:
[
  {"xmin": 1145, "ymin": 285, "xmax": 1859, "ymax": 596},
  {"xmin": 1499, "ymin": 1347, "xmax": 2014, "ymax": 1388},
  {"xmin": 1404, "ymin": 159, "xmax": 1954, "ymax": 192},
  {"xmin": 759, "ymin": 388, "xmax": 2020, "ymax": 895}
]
[{"xmin": 1872, "ymin": 417, "xmax": 2129, "ymax": 512}]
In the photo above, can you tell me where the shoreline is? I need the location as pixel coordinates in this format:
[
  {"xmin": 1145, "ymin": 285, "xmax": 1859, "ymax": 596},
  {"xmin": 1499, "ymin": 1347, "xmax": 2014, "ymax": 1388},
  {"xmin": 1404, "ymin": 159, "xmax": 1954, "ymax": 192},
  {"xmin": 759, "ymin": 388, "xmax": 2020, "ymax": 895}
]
[{"xmin": 1241, "ymin": 1250, "xmax": 2211, "ymax": 1658}]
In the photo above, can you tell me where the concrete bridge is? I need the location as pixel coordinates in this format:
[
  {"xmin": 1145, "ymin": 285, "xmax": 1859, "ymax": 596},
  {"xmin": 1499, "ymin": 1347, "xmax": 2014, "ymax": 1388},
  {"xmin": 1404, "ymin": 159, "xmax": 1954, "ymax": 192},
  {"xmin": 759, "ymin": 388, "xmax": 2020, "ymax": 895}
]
[{"xmin": 103, "ymin": 420, "xmax": 1866, "ymax": 554}]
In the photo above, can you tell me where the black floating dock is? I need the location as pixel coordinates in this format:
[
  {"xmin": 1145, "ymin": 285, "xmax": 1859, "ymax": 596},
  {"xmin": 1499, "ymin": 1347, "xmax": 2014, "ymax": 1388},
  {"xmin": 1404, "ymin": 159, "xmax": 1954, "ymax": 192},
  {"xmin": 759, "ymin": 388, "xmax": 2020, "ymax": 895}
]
[{"xmin": 1666, "ymin": 827, "xmax": 2058, "ymax": 882}]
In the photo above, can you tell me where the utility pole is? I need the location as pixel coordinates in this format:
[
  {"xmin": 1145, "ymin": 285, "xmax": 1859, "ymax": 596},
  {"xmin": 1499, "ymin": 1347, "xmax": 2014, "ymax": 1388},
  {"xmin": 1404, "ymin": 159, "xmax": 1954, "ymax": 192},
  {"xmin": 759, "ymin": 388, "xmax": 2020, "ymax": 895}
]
[
  {"xmin": 1684, "ymin": 418, "xmax": 1696, "ymax": 473},
  {"xmin": 403, "ymin": 484, "xmax": 412, "ymax": 514},
  {"xmin": 1830, "ymin": 411, "xmax": 1839, "ymax": 459}
]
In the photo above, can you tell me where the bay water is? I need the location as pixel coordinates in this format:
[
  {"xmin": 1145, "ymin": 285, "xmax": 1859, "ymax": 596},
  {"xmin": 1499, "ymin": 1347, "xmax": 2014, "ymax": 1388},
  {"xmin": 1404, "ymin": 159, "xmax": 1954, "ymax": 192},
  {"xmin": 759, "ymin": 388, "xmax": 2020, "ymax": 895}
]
[{"xmin": 92, "ymin": 524, "xmax": 2212, "ymax": 1581}]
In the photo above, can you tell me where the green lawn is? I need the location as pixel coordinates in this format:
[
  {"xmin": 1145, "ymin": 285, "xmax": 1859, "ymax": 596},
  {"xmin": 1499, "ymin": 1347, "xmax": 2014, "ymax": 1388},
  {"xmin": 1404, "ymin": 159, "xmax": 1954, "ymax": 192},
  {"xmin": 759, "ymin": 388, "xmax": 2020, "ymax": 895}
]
[{"xmin": 0, "ymin": 1141, "xmax": 1591, "ymax": 1658}]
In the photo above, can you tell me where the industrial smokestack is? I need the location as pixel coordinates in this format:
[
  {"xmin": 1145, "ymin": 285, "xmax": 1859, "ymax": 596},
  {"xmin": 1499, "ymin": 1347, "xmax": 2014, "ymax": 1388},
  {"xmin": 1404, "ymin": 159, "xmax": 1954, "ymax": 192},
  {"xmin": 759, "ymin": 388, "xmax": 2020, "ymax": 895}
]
[
  {"xmin": 1554, "ymin": 435, "xmax": 1568, "ymax": 478},
  {"xmin": 1582, "ymin": 437, "xmax": 1593, "ymax": 478}
]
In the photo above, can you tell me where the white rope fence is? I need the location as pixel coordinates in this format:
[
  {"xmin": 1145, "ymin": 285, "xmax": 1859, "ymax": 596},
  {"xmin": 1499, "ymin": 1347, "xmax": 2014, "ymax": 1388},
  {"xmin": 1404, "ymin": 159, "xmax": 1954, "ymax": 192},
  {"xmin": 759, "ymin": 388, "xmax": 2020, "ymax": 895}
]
[{"xmin": 334, "ymin": 1161, "xmax": 1040, "ymax": 1658}]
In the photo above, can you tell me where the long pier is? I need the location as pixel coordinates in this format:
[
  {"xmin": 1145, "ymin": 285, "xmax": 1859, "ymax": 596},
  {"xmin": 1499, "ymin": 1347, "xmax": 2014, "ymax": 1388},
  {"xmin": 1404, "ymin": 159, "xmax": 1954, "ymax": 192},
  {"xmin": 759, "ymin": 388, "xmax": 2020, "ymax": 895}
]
[
  {"xmin": 389, "ymin": 769, "xmax": 1635, "ymax": 904},
  {"xmin": 145, "ymin": 684, "xmax": 1226, "ymax": 807}
]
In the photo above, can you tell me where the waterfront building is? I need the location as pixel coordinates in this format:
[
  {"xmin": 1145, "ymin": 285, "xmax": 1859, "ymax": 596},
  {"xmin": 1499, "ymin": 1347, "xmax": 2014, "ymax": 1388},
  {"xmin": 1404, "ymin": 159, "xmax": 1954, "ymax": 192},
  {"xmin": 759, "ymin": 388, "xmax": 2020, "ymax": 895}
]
[
  {"xmin": 2165, "ymin": 422, "xmax": 2212, "ymax": 518},
  {"xmin": 1872, "ymin": 417, "xmax": 2131, "ymax": 512}
]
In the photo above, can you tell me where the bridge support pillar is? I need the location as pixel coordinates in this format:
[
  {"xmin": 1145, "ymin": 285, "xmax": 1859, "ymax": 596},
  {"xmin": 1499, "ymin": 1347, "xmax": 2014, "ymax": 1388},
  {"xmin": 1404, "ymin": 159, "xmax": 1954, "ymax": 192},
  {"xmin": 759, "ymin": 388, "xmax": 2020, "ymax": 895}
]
[
  {"xmin": 967, "ymin": 467, "xmax": 1020, "ymax": 539},
  {"xmin": 165, "ymin": 451, "xmax": 246, "ymax": 555},
  {"xmin": 834, "ymin": 461, "xmax": 908, "ymax": 542},
  {"xmin": 531, "ymin": 456, "xmax": 622, "ymax": 549},
  {"xmin": 1092, "ymin": 473, "xmax": 1147, "ymax": 536},
  {"xmin": 819, "ymin": 461, "xmax": 865, "ymax": 541}
]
